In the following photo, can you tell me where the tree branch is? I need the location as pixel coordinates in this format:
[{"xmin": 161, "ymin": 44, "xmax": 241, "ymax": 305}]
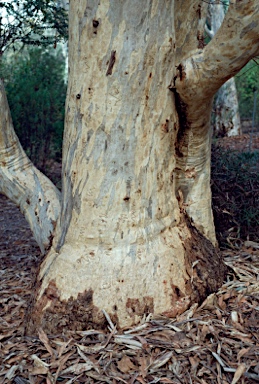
[
  {"xmin": 173, "ymin": 0, "xmax": 259, "ymax": 104},
  {"xmin": 0, "ymin": 80, "xmax": 61, "ymax": 253}
]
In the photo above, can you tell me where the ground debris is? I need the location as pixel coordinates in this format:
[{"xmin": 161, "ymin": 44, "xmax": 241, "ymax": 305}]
[{"xmin": 1, "ymin": 198, "xmax": 259, "ymax": 383}]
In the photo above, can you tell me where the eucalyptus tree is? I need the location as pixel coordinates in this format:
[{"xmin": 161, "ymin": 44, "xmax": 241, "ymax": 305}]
[
  {"xmin": 206, "ymin": 0, "xmax": 241, "ymax": 137},
  {"xmin": 1, "ymin": 0, "xmax": 259, "ymax": 333}
]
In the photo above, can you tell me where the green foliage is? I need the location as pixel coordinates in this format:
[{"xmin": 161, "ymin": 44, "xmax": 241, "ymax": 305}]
[
  {"xmin": 211, "ymin": 145, "xmax": 259, "ymax": 247},
  {"xmin": 0, "ymin": 0, "xmax": 68, "ymax": 172},
  {"xmin": 0, "ymin": 47, "xmax": 66, "ymax": 170},
  {"xmin": 0, "ymin": 0, "xmax": 68, "ymax": 53},
  {"xmin": 235, "ymin": 59, "xmax": 259, "ymax": 121}
]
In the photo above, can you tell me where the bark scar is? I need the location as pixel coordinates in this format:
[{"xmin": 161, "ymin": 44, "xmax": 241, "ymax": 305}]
[{"xmin": 106, "ymin": 50, "xmax": 116, "ymax": 76}]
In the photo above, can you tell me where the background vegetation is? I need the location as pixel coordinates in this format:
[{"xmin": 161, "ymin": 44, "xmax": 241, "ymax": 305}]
[
  {"xmin": 236, "ymin": 59, "xmax": 259, "ymax": 122},
  {"xmin": 0, "ymin": 47, "xmax": 67, "ymax": 171},
  {"xmin": 211, "ymin": 59, "xmax": 259, "ymax": 247},
  {"xmin": 211, "ymin": 147, "xmax": 259, "ymax": 247}
]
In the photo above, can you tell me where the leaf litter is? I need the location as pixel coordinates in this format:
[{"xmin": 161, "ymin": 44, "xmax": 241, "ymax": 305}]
[{"xmin": 1, "ymin": 194, "xmax": 259, "ymax": 383}]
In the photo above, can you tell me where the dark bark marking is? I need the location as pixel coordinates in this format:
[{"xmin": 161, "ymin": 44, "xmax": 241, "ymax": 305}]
[
  {"xmin": 182, "ymin": 214, "xmax": 227, "ymax": 303},
  {"xmin": 177, "ymin": 64, "xmax": 186, "ymax": 82},
  {"xmin": 170, "ymin": 284, "xmax": 184, "ymax": 301},
  {"xmin": 86, "ymin": 132, "xmax": 92, "ymax": 144},
  {"xmin": 26, "ymin": 280, "xmax": 108, "ymax": 335},
  {"xmin": 126, "ymin": 297, "xmax": 154, "ymax": 318},
  {"xmin": 92, "ymin": 19, "xmax": 99, "ymax": 28},
  {"xmin": 197, "ymin": 5, "xmax": 201, "ymax": 18},
  {"xmin": 161, "ymin": 119, "xmax": 169, "ymax": 133},
  {"xmin": 171, "ymin": 90, "xmax": 190, "ymax": 158},
  {"xmin": 197, "ymin": 30, "xmax": 205, "ymax": 49},
  {"xmin": 161, "ymin": 215, "xmax": 226, "ymax": 320},
  {"xmin": 106, "ymin": 50, "xmax": 116, "ymax": 76}
]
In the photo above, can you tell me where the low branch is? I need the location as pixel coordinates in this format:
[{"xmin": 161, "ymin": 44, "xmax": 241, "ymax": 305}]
[
  {"xmin": 173, "ymin": 0, "xmax": 259, "ymax": 105},
  {"xmin": 0, "ymin": 79, "xmax": 61, "ymax": 253}
]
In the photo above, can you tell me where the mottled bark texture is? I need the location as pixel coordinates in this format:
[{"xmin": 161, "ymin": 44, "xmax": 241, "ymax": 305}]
[
  {"xmin": 172, "ymin": 0, "xmax": 259, "ymax": 240},
  {"xmin": 26, "ymin": 0, "xmax": 259, "ymax": 333},
  {"xmin": 0, "ymin": 80, "xmax": 61, "ymax": 253},
  {"xmin": 206, "ymin": 0, "xmax": 241, "ymax": 137}
]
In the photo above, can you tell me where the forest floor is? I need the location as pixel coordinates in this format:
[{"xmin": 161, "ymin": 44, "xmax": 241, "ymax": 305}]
[{"xmin": 1, "ymin": 134, "xmax": 259, "ymax": 384}]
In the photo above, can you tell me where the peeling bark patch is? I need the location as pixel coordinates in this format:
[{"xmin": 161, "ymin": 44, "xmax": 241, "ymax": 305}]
[
  {"xmin": 106, "ymin": 50, "xmax": 116, "ymax": 76},
  {"xmin": 185, "ymin": 167, "xmax": 197, "ymax": 179},
  {"xmin": 126, "ymin": 297, "xmax": 154, "ymax": 318},
  {"xmin": 182, "ymin": 215, "xmax": 227, "ymax": 304},
  {"xmin": 27, "ymin": 280, "xmax": 107, "ymax": 334},
  {"xmin": 161, "ymin": 119, "xmax": 169, "ymax": 133}
]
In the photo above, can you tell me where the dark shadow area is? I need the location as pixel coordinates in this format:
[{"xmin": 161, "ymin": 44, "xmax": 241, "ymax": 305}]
[
  {"xmin": 0, "ymin": 194, "xmax": 40, "ymax": 259},
  {"xmin": 211, "ymin": 134, "xmax": 259, "ymax": 248}
]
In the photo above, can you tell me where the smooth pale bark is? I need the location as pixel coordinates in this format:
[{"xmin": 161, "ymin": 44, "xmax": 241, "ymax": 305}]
[
  {"xmin": 206, "ymin": 0, "xmax": 241, "ymax": 137},
  {"xmin": 214, "ymin": 81, "xmax": 241, "ymax": 137},
  {"xmin": 27, "ymin": 0, "xmax": 259, "ymax": 333},
  {"xmin": 0, "ymin": 80, "xmax": 61, "ymax": 253},
  {"xmin": 172, "ymin": 0, "xmax": 259, "ymax": 239}
]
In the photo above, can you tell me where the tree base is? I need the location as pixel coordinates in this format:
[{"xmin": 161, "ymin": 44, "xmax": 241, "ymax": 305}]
[{"xmin": 26, "ymin": 215, "xmax": 226, "ymax": 335}]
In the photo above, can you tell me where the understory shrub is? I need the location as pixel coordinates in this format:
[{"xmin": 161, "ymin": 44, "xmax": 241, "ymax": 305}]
[
  {"xmin": 0, "ymin": 47, "xmax": 66, "ymax": 172},
  {"xmin": 211, "ymin": 144, "xmax": 259, "ymax": 247}
]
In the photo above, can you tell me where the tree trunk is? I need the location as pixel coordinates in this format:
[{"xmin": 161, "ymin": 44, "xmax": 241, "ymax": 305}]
[
  {"xmin": 0, "ymin": 80, "xmax": 61, "ymax": 253},
  {"xmin": 26, "ymin": 0, "xmax": 259, "ymax": 333},
  {"xmin": 206, "ymin": 0, "xmax": 241, "ymax": 137},
  {"xmin": 215, "ymin": 80, "xmax": 241, "ymax": 137}
]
